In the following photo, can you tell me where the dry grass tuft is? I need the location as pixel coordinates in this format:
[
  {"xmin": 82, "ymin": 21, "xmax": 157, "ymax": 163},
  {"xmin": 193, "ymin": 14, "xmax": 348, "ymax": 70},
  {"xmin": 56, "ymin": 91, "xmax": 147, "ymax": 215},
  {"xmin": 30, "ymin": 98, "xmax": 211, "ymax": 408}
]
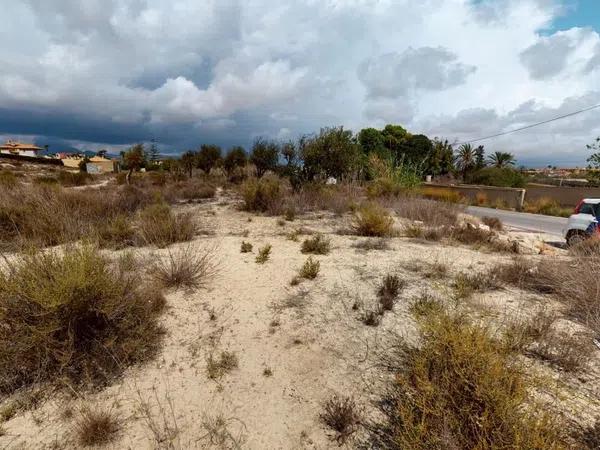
[
  {"xmin": 352, "ymin": 238, "xmax": 390, "ymax": 251},
  {"xmin": 137, "ymin": 202, "xmax": 196, "ymax": 248},
  {"xmin": 390, "ymin": 195, "xmax": 463, "ymax": 227},
  {"xmin": 377, "ymin": 274, "xmax": 404, "ymax": 311},
  {"xmin": 320, "ymin": 395, "xmax": 360, "ymax": 443},
  {"xmin": 453, "ymin": 271, "xmax": 497, "ymax": 299},
  {"xmin": 352, "ymin": 203, "xmax": 394, "ymax": 237},
  {"xmin": 206, "ymin": 351, "xmax": 239, "ymax": 379},
  {"xmin": 0, "ymin": 245, "xmax": 165, "ymax": 393},
  {"xmin": 301, "ymin": 234, "xmax": 331, "ymax": 255},
  {"xmin": 240, "ymin": 241, "xmax": 253, "ymax": 253},
  {"xmin": 255, "ymin": 244, "xmax": 272, "ymax": 264},
  {"xmin": 149, "ymin": 244, "xmax": 218, "ymax": 291},
  {"xmin": 382, "ymin": 311, "xmax": 566, "ymax": 449},
  {"xmin": 74, "ymin": 408, "xmax": 120, "ymax": 447},
  {"xmin": 410, "ymin": 293, "xmax": 444, "ymax": 318}
]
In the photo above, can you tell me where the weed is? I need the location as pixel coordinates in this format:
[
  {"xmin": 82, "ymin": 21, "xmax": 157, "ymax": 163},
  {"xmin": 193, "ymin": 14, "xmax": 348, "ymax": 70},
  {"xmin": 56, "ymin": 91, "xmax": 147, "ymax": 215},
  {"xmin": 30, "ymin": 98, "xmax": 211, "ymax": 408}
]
[
  {"xmin": 240, "ymin": 241, "xmax": 253, "ymax": 253},
  {"xmin": 352, "ymin": 239, "xmax": 390, "ymax": 251},
  {"xmin": 453, "ymin": 271, "xmax": 496, "ymax": 299},
  {"xmin": 137, "ymin": 202, "xmax": 196, "ymax": 247},
  {"xmin": 98, "ymin": 214, "xmax": 135, "ymax": 249},
  {"xmin": 255, "ymin": 244, "xmax": 272, "ymax": 264},
  {"xmin": 362, "ymin": 309, "xmax": 382, "ymax": 327},
  {"xmin": 241, "ymin": 176, "xmax": 283, "ymax": 214},
  {"xmin": 299, "ymin": 257, "xmax": 320, "ymax": 280},
  {"xmin": 320, "ymin": 395, "xmax": 360, "ymax": 443},
  {"xmin": 352, "ymin": 203, "xmax": 394, "ymax": 237},
  {"xmin": 74, "ymin": 408, "xmax": 120, "ymax": 447},
  {"xmin": 502, "ymin": 310, "xmax": 556, "ymax": 352},
  {"xmin": 377, "ymin": 274, "xmax": 404, "ymax": 311},
  {"xmin": 263, "ymin": 367, "xmax": 273, "ymax": 377},
  {"xmin": 149, "ymin": 244, "xmax": 218, "ymax": 291},
  {"xmin": 301, "ymin": 234, "xmax": 331, "ymax": 255},
  {"xmin": 383, "ymin": 311, "xmax": 566, "ymax": 449},
  {"xmin": 206, "ymin": 351, "xmax": 239, "ymax": 379},
  {"xmin": 0, "ymin": 245, "xmax": 165, "ymax": 393},
  {"xmin": 410, "ymin": 293, "xmax": 444, "ymax": 318},
  {"xmin": 530, "ymin": 332, "xmax": 590, "ymax": 372},
  {"xmin": 200, "ymin": 413, "xmax": 247, "ymax": 448}
]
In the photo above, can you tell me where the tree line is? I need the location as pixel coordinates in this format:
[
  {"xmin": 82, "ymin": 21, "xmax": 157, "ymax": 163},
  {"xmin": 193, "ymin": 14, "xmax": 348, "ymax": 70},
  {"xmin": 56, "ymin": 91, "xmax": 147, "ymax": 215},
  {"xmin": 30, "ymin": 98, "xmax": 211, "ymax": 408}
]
[{"xmin": 120, "ymin": 125, "xmax": 520, "ymax": 187}]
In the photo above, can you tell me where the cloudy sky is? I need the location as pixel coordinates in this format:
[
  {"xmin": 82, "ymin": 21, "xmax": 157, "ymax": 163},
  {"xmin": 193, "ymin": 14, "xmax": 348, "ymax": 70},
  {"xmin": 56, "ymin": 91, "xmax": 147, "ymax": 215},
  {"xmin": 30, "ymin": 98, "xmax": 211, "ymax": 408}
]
[{"xmin": 1, "ymin": 0, "xmax": 599, "ymax": 166}]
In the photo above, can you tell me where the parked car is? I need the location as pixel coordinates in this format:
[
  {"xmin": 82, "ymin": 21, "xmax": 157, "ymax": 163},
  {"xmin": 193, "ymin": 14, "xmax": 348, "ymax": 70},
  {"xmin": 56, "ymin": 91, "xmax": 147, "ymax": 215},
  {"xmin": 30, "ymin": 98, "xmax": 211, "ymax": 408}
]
[{"xmin": 563, "ymin": 198, "xmax": 600, "ymax": 246}]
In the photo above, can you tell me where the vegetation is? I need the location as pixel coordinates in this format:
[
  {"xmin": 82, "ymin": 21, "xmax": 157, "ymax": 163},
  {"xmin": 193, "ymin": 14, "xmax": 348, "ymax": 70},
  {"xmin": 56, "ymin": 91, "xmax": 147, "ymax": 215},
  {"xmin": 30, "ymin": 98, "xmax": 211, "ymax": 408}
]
[
  {"xmin": 240, "ymin": 241, "xmax": 253, "ymax": 253},
  {"xmin": 467, "ymin": 166, "xmax": 526, "ymax": 188},
  {"xmin": 137, "ymin": 202, "xmax": 196, "ymax": 247},
  {"xmin": 206, "ymin": 351, "xmax": 238, "ymax": 379},
  {"xmin": 149, "ymin": 245, "xmax": 217, "ymax": 291},
  {"xmin": 241, "ymin": 176, "xmax": 283, "ymax": 213},
  {"xmin": 301, "ymin": 234, "xmax": 331, "ymax": 255},
  {"xmin": 75, "ymin": 408, "xmax": 121, "ymax": 447},
  {"xmin": 320, "ymin": 395, "xmax": 360, "ymax": 443},
  {"xmin": 377, "ymin": 274, "xmax": 404, "ymax": 311},
  {"xmin": 383, "ymin": 311, "xmax": 566, "ymax": 449},
  {"xmin": 0, "ymin": 245, "xmax": 165, "ymax": 393},
  {"xmin": 298, "ymin": 256, "xmax": 320, "ymax": 280},
  {"xmin": 255, "ymin": 244, "xmax": 272, "ymax": 264},
  {"xmin": 352, "ymin": 203, "xmax": 394, "ymax": 237}
]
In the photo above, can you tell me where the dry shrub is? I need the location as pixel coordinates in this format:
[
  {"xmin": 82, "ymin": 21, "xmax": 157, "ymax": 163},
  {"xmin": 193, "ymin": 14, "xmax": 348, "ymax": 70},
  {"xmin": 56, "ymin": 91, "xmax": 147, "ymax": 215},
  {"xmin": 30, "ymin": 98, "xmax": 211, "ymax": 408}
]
[
  {"xmin": 98, "ymin": 214, "xmax": 135, "ymax": 249},
  {"xmin": 420, "ymin": 187, "xmax": 463, "ymax": 203},
  {"xmin": 386, "ymin": 311, "xmax": 566, "ymax": 449},
  {"xmin": 75, "ymin": 408, "xmax": 120, "ymax": 447},
  {"xmin": 352, "ymin": 203, "xmax": 394, "ymax": 237},
  {"xmin": 503, "ymin": 309, "xmax": 556, "ymax": 353},
  {"xmin": 206, "ymin": 351, "xmax": 238, "ymax": 379},
  {"xmin": 389, "ymin": 195, "xmax": 463, "ymax": 227},
  {"xmin": 524, "ymin": 197, "xmax": 572, "ymax": 217},
  {"xmin": 453, "ymin": 271, "xmax": 497, "ymax": 299},
  {"xmin": 241, "ymin": 176, "xmax": 283, "ymax": 214},
  {"xmin": 362, "ymin": 309, "xmax": 382, "ymax": 327},
  {"xmin": 287, "ymin": 183, "xmax": 360, "ymax": 215},
  {"xmin": 481, "ymin": 216, "xmax": 503, "ymax": 231},
  {"xmin": 255, "ymin": 244, "xmax": 272, "ymax": 264},
  {"xmin": 320, "ymin": 395, "xmax": 360, "ymax": 443},
  {"xmin": 378, "ymin": 274, "xmax": 404, "ymax": 311},
  {"xmin": 298, "ymin": 257, "xmax": 320, "ymax": 280},
  {"xmin": 0, "ymin": 170, "xmax": 18, "ymax": 187},
  {"xmin": 352, "ymin": 238, "xmax": 390, "ymax": 251},
  {"xmin": 0, "ymin": 245, "xmax": 165, "ymax": 394},
  {"xmin": 57, "ymin": 171, "xmax": 90, "ymax": 187},
  {"xmin": 575, "ymin": 420, "xmax": 600, "ymax": 449},
  {"xmin": 240, "ymin": 241, "xmax": 253, "ymax": 253},
  {"xmin": 451, "ymin": 223, "xmax": 495, "ymax": 245},
  {"xmin": 170, "ymin": 181, "xmax": 216, "ymax": 202},
  {"xmin": 410, "ymin": 293, "xmax": 444, "ymax": 318},
  {"xmin": 569, "ymin": 237, "xmax": 600, "ymax": 256},
  {"xmin": 149, "ymin": 244, "xmax": 218, "ymax": 291},
  {"xmin": 403, "ymin": 223, "xmax": 424, "ymax": 238},
  {"xmin": 301, "ymin": 234, "xmax": 331, "ymax": 255},
  {"xmin": 137, "ymin": 202, "xmax": 196, "ymax": 248},
  {"xmin": 491, "ymin": 258, "xmax": 554, "ymax": 293},
  {"xmin": 530, "ymin": 332, "xmax": 590, "ymax": 373}
]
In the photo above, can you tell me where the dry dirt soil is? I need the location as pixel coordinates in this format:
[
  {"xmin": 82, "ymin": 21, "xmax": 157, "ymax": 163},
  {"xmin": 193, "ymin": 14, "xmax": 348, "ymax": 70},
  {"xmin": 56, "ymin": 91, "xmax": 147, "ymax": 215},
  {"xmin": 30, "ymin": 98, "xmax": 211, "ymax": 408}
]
[{"xmin": 1, "ymin": 190, "xmax": 599, "ymax": 449}]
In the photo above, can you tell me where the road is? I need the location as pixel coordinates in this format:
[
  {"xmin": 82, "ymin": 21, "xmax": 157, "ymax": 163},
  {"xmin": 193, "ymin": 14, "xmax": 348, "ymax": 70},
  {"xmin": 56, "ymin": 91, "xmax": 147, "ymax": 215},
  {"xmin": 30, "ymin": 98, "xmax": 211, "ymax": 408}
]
[{"xmin": 466, "ymin": 205, "xmax": 568, "ymax": 237}]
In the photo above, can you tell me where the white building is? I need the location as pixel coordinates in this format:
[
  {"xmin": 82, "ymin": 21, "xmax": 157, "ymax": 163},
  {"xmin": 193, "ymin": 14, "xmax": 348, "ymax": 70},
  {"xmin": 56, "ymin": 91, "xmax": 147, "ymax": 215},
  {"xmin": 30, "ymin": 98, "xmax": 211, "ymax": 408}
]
[{"xmin": 0, "ymin": 140, "xmax": 44, "ymax": 158}]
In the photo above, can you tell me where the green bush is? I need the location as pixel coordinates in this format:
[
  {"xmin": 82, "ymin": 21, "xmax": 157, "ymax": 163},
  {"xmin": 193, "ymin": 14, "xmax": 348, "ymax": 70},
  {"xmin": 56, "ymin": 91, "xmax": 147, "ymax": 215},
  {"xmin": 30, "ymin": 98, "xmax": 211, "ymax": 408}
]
[
  {"xmin": 467, "ymin": 167, "xmax": 525, "ymax": 188},
  {"xmin": 0, "ymin": 245, "xmax": 165, "ymax": 393}
]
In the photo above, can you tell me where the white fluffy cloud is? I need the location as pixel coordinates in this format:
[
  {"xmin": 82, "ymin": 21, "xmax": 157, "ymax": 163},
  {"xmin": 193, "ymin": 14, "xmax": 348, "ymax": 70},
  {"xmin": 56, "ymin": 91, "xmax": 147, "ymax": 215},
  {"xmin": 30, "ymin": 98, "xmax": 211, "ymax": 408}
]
[{"xmin": 0, "ymin": 0, "xmax": 599, "ymax": 165}]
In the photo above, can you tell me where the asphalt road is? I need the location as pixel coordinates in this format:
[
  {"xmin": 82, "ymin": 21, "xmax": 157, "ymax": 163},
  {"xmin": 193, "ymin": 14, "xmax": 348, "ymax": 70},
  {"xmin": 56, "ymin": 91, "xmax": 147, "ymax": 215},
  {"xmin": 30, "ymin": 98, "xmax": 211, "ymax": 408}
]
[{"xmin": 466, "ymin": 205, "xmax": 568, "ymax": 237}]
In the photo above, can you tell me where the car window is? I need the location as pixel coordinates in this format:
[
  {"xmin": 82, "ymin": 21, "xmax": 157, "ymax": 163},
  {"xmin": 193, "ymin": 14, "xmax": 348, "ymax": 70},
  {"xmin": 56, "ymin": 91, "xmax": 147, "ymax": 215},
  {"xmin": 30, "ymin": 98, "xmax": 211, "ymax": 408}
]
[{"xmin": 579, "ymin": 203, "xmax": 596, "ymax": 215}]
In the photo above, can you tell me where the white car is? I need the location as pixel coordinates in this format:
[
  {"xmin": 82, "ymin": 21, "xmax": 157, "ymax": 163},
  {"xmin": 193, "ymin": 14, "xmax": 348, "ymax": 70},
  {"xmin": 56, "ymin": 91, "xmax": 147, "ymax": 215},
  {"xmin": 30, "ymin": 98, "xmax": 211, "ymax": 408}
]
[{"xmin": 564, "ymin": 198, "xmax": 600, "ymax": 246}]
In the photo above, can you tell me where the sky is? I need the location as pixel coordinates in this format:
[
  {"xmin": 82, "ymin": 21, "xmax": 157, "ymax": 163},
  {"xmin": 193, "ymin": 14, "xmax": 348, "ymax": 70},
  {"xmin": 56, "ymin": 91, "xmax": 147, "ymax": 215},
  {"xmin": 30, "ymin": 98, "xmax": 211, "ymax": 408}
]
[{"xmin": 1, "ymin": 0, "xmax": 599, "ymax": 167}]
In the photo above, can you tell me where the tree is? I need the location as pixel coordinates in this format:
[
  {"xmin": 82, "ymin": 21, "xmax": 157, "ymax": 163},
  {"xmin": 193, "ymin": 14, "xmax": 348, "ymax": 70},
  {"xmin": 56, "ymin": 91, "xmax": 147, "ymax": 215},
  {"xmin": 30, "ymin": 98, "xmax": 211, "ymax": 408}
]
[
  {"xmin": 474, "ymin": 145, "xmax": 486, "ymax": 170},
  {"xmin": 180, "ymin": 150, "xmax": 196, "ymax": 178},
  {"xmin": 455, "ymin": 143, "xmax": 476, "ymax": 180},
  {"xmin": 428, "ymin": 138, "xmax": 455, "ymax": 176},
  {"xmin": 587, "ymin": 137, "xmax": 600, "ymax": 168},
  {"xmin": 381, "ymin": 124, "xmax": 409, "ymax": 164},
  {"xmin": 196, "ymin": 144, "xmax": 222, "ymax": 174},
  {"xmin": 122, "ymin": 143, "xmax": 146, "ymax": 184},
  {"xmin": 358, "ymin": 128, "xmax": 388, "ymax": 160},
  {"xmin": 97, "ymin": 149, "xmax": 108, "ymax": 158},
  {"xmin": 250, "ymin": 138, "xmax": 279, "ymax": 178},
  {"xmin": 399, "ymin": 134, "xmax": 433, "ymax": 168},
  {"xmin": 488, "ymin": 151, "xmax": 516, "ymax": 168},
  {"xmin": 300, "ymin": 126, "xmax": 360, "ymax": 181},
  {"xmin": 223, "ymin": 146, "xmax": 247, "ymax": 176}
]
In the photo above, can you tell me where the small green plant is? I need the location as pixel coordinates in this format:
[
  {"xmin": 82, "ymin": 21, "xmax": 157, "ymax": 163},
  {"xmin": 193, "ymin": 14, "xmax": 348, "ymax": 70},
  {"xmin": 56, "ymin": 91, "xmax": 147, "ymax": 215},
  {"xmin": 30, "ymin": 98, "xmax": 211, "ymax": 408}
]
[
  {"xmin": 255, "ymin": 244, "xmax": 272, "ymax": 264},
  {"xmin": 301, "ymin": 234, "xmax": 331, "ymax": 255},
  {"xmin": 240, "ymin": 241, "xmax": 253, "ymax": 253},
  {"xmin": 299, "ymin": 257, "xmax": 320, "ymax": 280},
  {"xmin": 410, "ymin": 293, "xmax": 444, "ymax": 318}
]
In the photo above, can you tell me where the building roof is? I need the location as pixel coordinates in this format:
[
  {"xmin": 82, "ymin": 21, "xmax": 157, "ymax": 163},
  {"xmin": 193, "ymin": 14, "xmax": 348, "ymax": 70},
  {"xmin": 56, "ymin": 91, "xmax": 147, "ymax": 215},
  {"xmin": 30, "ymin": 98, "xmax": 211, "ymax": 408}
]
[{"xmin": 0, "ymin": 140, "xmax": 43, "ymax": 151}]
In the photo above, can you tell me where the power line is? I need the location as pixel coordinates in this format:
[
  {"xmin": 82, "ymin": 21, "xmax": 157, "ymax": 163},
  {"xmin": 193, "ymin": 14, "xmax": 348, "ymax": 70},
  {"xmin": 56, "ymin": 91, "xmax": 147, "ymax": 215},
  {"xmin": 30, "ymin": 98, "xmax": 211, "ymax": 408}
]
[{"xmin": 455, "ymin": 102, "xmax": 600, "ymax": 146}]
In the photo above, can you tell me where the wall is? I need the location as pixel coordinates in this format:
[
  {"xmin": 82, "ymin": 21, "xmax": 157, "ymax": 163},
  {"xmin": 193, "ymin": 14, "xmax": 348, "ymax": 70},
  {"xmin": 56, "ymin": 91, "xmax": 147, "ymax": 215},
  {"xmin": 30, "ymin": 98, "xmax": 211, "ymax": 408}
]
[
  {"xmin": 424, "ymin": 183, "xmax": 526, "ymax": 209},
  {"xmin": 525, "ymin": 185, "xmax": 600, "ymax": 206}
]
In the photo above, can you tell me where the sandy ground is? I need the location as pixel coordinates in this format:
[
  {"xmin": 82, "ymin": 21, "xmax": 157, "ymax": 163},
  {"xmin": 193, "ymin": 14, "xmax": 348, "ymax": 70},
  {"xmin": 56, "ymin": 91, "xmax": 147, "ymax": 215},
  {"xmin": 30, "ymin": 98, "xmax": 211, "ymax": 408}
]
[{"xmin": 1, "ymin": 191, "xmax": 600, "ymax": 449}]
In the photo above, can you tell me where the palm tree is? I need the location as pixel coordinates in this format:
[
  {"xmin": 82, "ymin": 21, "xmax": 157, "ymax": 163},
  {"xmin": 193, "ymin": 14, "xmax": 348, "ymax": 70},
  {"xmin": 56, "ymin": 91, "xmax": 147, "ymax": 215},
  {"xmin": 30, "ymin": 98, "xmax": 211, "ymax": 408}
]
[
  {"xmin": 455, "ymin": 143, "xmax": 476, "ymax": 180},
  {"xmin": 488, "ymin": 151, "xmax": 516, "ymax": 168}
]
